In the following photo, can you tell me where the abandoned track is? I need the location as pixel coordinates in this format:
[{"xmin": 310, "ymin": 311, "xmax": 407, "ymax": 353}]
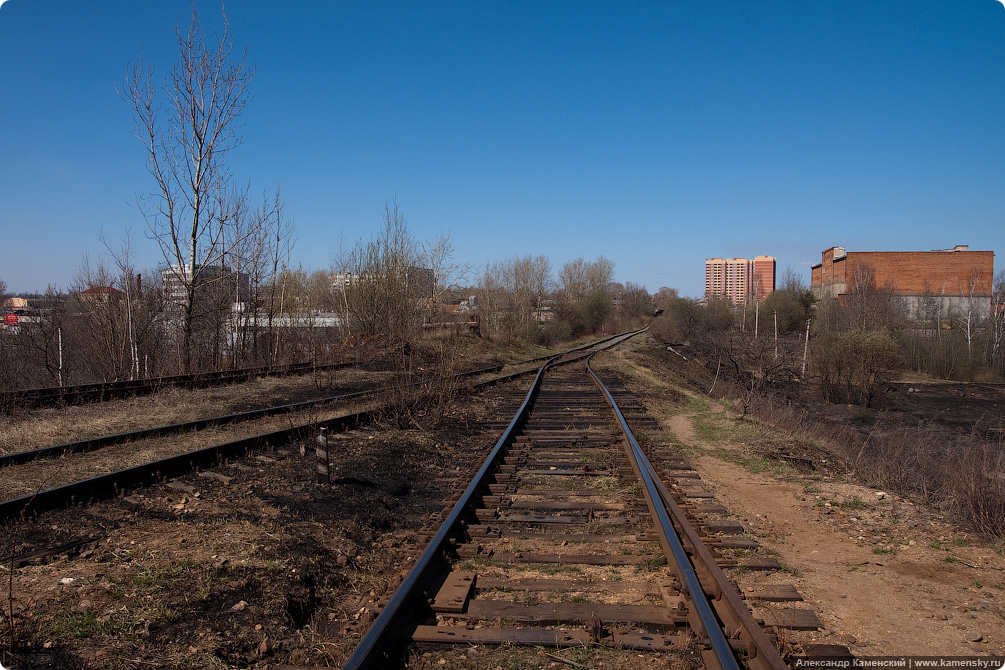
[
  {"xmin": 0, "ymin": 360, "xmax": 344, "ymax": 411},
  {"xmin": 340, "ymin": 341, "xmax": 842, "ymax": 670},
  {"xmin": 0, "ymin": 363, "xmax": 506, "ymax": 469},
  {"xmin": 0, "ymin": 336, "xmax": 625, "ymax": 524}
]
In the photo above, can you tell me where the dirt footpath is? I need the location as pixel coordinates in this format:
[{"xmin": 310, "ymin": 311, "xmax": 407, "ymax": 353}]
[{"xmin": 656, "ymin": 394, "xmax": 1005, "ymax": 657}]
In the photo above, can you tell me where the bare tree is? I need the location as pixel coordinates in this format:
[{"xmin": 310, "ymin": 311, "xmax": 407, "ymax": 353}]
[
  {"xmin": 844, "ymin": 263, "xmax": 902, "ymax": 333},
  {"xmin": 21, "ymin": 287, "xmax": 69, "ymax": 387},
  {"xmin": 0, "ymin": 277, "xmax": 16, "ymax": 398},
  {"xmin": 529, "ymin": 255, "xmax": 553, "ymax": 324},
  {"xmin": 762, "ymin": 267, "xmax": 815, "ymax": 334},
  {"xmin": 422, "ymin": 233, "xmax": 471, "ymax": 317},
  {"xmin": 473, "ymin": 255, "xmax": 555, "ymax": 342},
  {"xmin": 557, "ymin": 256, "xmax": 615, "ymax": 335},
  {"xmin": 989, "ymin": 271, "xmax": 1005, "ymax": 373},
  {"xmin": 331, "ymin": 233, "xmax": 354, "ymax": 339},
  {"xmin": 223, "ymin": 187, "xmax": 293, "ymax": 367},
  {"xmin": 474, "ymin": 260, "xmax": 508, "ymax": 341},
  {"xmin": 124, "ymin": 9, "xmax": 254, "ymax": 371},
  {"xmin": 342, "ymin": 201, "xmax": 423, "ymax": 343},
  {"xmin": 558, "ymin": 257, "xmax": 588, "ymax": 303},
  {"xmin": 956, "ymin": 269, "xmax": 991, "ymax": 358},
  {"xmin": 585, "ymin": 256, "xmax": 615, "ymax": 295},
  {"xmin": 653, "ymin": 287, "xmax": 679, "ymax": 311}
]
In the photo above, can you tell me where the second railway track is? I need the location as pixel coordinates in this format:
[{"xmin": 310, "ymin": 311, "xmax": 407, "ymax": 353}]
[{"xmin": 0, "ymin": 336, "xmax": 620, "ymax": 522}]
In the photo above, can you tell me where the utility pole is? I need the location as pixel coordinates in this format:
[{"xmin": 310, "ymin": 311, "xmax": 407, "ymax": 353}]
[
  {"xmin": 801, "ymin": 318, "xmax": 811, "ymax": 380},
  {"xmin": 773, "ymin": 310, "xmax": 778, "ymax": 359},
  {"xmin": 754, "ymin": 300, "xmax": 759, "ymax": 338},
  {"xmin": 58, "ymin": 326, "xmax": 64, "ymax": 388}
]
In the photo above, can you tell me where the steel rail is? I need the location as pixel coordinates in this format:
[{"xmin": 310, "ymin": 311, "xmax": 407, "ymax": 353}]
[
  {"xmin": 586, "ymin": 356, "xmax": 788, "ymax": 670},
  {"xmin": 0, "ymin": 336, "xmax": 623, "ymax": 468},
  {"xmin": 586, "ymin": 356, "xmax": 740, "ymax": 670},
  {"xmin": 0, "ymin": 363, "xmax": 524, "ymax": 523},
  {"xmin": 339, "ymin": 356, "xmax": 558, "ymax": 670},
  {"xmin": 637, "ymin": 456, "xmax": 788, "ymax": 670},
  {"xmin": 0, "ymin": 403, "xmax": 375, "ymax": 525},
  {"xmin": 1, "ymin": 333, "xmax": 624, "ymax": 411},
  {"xmin": 0, "ymin": 360, "xmax": 329, "ymax": 410}
]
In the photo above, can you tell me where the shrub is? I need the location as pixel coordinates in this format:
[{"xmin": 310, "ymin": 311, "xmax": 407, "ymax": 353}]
[{"xmin": 813, "ymin": 329, "xmax": 901, "ymax": 406}]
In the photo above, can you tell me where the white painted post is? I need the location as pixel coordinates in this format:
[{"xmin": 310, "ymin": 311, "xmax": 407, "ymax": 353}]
[{"xmin": 316, "ymin": 427, "xmax": 331, "ymax": 485}]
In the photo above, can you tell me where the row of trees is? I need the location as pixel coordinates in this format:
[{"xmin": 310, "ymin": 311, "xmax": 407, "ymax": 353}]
[
  {"xmin": 473, "ymin": 255, "xmax": 651, "ymax": 344},
  {"xmin": 1, "ymin": 9, "xmax": 657, "ymax": 397},
  {"xmin": 651, "ymin": 264, "xmax": 1005, "ymax": 408},
  {"xmin": 1, "ymin": 215, "xmax": 655, "ymax": 393},
  {"xmin": 811, "ymin": 264, "xmax": 1005, "ymax": 388}
]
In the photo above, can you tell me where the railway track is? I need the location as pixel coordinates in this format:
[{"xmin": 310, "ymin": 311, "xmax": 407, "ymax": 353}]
[
  {"xmin": 340, "ymin": 341, "xmax": 844, "ymax": 669},
  {"xmin": 0, "ymin": 360, "xmax": 343, "ymax": 411},
  {"xmin": 0, "ymin": 336, "xmax": 623, "ymax": 524},
  {"xmin": 0, "ymin": 363, "xmax": 506, "ymax": 470}
]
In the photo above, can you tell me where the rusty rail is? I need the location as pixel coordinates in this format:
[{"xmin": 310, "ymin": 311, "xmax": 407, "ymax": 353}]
[{"xmin": 587, "ymin": 354, "xmax": 787, "ymax": 670}]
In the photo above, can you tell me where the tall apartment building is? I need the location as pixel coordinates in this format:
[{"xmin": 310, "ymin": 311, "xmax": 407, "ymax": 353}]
[{"xmin": 704, "ymin": 256, "xmax": 776, "ymax": 305}]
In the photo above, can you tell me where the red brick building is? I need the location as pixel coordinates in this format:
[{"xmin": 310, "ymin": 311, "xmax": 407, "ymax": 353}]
[
  {"xmin": 810, "ymin": 245, "xmax": 994, "ymax": 316},
  {"xmin": 705, "ymin": 255, "xmax": 776, "ymax": 305}
]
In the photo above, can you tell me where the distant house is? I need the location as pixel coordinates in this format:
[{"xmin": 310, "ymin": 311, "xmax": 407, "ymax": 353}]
[
  {"xmin": 78, "ymin": 286, "xmax": 122, "ymax": 304},
  {"xmin": 161, "ymin": 264, "xmax": 250, "ymax": 312},
  {"xmin": 2, "ymin": 297, "xmax": 28, "ymax": 312},
  {"xmin": 332, "ymin": 267, "xmax": 435, "ymax": 304}
]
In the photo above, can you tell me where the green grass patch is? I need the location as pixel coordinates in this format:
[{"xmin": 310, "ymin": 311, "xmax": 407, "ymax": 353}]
[
  {"xmin": 709, "ymin": 447, "xmax": 786, "ymax": 475},
  {"xmin": 537, "ymin": 563, "xmax": 583, "ymax": 576},
  {"xmin": 634, "ymin": 556, "xmax": 668, "ymax": 573},
  {"xmin": 845, "ymin": 496, "xmax": 868, "ymax": 510}
]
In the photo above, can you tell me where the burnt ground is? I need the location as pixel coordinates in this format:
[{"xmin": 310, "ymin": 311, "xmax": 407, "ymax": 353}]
[
  {"xmin": 633, "ymin": 337, "xmax": 1005, "ymax": 472},
  {"xmin": 882, "ymin": 379, "xmax": 1005, "ymax": 436},
  {"xmin": 1, "ymin": 377, "xmax": 530, "ymax": 670}
]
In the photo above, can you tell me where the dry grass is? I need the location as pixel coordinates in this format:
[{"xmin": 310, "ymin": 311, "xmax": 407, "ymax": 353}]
[
  {"xmin": 0, "ymin": 392, "xmax": 382, "ymax": 501},
  {"xmin": 0, "ymin": 369, "xmax": 392, "ymax": 457},
  {"xmin": 752, "ymin": 396, "xmax": 1005, "ymax": 536},
  {"xmin": 623, "ymin": 333, "xmax": 1005, "ymax": 539}
]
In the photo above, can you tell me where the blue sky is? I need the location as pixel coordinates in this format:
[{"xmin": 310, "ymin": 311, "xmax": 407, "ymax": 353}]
[{"xmin": 1, "ymin": 0, "xmax": 1003, "ymax": 297}]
